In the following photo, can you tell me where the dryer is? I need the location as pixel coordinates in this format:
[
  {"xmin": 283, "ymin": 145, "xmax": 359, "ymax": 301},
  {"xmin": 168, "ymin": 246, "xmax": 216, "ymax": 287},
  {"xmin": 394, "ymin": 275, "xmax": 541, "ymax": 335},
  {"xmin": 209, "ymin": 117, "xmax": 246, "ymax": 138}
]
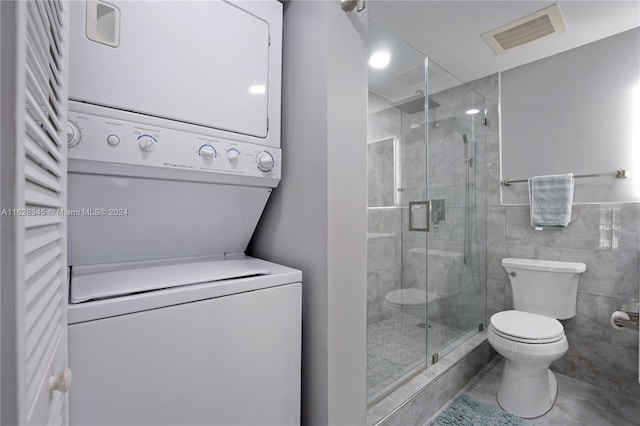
[
  {"xmin": 65, "ymin": 2, "xmax": 300, "ymax": 425},
  {"xmin": 69, "ymin": 0, "xmax": 281, "ymax": 146}
]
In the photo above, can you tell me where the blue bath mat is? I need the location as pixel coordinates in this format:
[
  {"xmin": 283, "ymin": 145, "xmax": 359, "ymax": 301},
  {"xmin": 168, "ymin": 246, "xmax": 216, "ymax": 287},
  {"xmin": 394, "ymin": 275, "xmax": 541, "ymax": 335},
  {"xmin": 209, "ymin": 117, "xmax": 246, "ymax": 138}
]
[{"xmin": 430, "ymin": 395, "xmax": 531, "ymax": 426}]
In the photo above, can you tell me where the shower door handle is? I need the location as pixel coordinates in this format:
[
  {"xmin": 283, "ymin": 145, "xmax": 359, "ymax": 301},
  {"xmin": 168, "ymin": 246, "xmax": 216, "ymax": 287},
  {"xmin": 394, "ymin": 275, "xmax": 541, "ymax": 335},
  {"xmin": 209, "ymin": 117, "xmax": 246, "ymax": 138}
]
[{"xmin": 409, "ymin": 200, "xmax": 432, "ymax": 232}]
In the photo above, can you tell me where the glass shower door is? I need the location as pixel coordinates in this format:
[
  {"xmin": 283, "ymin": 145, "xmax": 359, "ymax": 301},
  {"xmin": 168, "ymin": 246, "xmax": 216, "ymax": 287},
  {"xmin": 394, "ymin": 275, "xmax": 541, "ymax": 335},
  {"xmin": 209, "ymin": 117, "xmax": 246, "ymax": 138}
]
[
  {"xmin": 366, "ymin": 20, "xmax": 487, "ymax": 409},
  {"xmin": 366, "ymin": 19, "xmax": 428, "ymax": 404},
  {"xmin": 424, "ymin": 61, "xmax": 487, "ymax": 363}
]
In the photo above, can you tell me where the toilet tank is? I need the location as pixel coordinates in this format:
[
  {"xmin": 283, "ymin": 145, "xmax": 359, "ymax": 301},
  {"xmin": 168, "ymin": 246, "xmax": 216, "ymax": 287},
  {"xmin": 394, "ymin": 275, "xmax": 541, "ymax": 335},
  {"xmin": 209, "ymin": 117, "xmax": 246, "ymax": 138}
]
[{"xmin": 502, "ymin": 258, "xmax": 586, "ymax": 320}]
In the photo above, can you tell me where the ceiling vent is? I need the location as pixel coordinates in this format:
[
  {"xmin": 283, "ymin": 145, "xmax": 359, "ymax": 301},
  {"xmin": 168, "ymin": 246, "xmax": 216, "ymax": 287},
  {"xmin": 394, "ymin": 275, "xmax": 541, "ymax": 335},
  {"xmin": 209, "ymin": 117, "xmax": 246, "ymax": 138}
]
[{"xmin": 481, "ymin": 4, "xmax": 567, "ymax": 55}]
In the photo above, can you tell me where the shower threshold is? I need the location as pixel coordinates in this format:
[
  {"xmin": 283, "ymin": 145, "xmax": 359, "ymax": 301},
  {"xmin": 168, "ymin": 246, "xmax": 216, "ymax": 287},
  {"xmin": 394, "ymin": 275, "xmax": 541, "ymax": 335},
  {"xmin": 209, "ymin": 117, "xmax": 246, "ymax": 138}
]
[
  {"xmin": 366, "ymin": 312, "xmax": 474, "ymax": 406},
  {"xmin": 367, "ymin": 327, "xmax": 489, "ymax": 425}
]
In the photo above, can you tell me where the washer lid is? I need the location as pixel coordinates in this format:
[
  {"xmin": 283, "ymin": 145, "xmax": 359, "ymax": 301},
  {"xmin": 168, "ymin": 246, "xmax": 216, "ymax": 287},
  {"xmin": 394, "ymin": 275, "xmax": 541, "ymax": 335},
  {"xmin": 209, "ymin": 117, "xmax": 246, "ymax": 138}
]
[
  {"xmin": 490, "ymin": 310, "xmax": 564, "ymax": 341},
  {"xmin": 68, "ymin": 255, "xmax": 302, "ymax": 324},
  {"xmin": 70, "ymin": 256, "xmax": 270, "ymax": 304}
]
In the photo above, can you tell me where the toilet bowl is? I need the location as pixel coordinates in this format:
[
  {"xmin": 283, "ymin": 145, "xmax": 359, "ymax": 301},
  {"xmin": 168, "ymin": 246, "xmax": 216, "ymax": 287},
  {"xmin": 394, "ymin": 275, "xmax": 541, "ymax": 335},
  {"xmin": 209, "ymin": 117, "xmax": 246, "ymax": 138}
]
[
  {"xmin": 383, "ymin": 288, "xmax": 437, "ymax": 321},
  {"xmin": 488, "ymin": 310, "xmax": 568, "ymax": 418},
  {"xmin": 488, "ymin": 258, "xmax": 586, "ymax": 418}
]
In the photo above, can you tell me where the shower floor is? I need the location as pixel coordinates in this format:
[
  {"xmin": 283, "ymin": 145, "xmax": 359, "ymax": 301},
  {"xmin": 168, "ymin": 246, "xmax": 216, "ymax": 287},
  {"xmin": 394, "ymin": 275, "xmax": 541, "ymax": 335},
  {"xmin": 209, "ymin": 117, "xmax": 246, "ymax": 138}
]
[{"xmin": 367, "ymin": 312, "xmax": 466, "ymax": 403}]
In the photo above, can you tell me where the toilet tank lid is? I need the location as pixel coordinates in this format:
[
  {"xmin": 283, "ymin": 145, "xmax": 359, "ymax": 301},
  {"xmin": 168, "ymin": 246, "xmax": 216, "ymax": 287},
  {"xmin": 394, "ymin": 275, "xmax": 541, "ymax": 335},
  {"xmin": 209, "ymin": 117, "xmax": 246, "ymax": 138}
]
[{"xmin": 502, "ymin": 258, "xmax": 586, "ymax": 273}]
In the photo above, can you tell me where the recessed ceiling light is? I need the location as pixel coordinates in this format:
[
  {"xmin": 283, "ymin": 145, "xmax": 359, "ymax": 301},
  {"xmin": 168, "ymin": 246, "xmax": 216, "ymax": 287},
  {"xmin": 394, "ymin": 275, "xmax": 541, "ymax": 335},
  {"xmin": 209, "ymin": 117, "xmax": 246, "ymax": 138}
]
[
  {"xmin": 249, "ymin": 85, "xmax": 266, "ymax": 94},
  {"xmin": 369, "ymin": 51, "xmax": 390, "ymax": 69},
  {"xmin": 466, "ymin": 109, "xmax": 480, "ymax": 115}
]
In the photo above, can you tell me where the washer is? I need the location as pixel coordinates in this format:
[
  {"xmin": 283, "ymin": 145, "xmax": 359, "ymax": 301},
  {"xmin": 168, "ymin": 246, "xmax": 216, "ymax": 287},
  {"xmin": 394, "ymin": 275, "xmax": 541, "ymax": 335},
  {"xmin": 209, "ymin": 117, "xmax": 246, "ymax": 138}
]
[{"xmin": 68, "ymin": 256, "xmax": 301, "ymax": 425}]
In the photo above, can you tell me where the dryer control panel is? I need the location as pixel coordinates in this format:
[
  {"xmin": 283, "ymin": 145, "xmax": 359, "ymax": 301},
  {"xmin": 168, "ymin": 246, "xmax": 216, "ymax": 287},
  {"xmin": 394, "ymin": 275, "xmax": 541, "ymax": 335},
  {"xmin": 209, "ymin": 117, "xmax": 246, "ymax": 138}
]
[{"xmin": 67, "ymin": 111, "xmax": 281, "ymax": 180}]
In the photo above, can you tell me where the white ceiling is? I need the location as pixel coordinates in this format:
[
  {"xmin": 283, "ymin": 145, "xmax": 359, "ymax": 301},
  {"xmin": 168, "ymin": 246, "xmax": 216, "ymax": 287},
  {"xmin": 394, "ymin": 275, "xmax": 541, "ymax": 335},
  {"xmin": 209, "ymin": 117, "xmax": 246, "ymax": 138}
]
[{"xmin": 369, "ymin": 1, "xmax": 640, "ymax": 84}]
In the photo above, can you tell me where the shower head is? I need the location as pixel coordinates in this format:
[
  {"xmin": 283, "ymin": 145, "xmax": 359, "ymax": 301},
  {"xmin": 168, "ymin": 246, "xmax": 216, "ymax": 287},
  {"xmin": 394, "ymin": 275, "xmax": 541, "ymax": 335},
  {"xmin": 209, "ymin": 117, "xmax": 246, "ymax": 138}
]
[{"xmin": 392, "ymin": 93, "xmax": 440, "ymax": 114}]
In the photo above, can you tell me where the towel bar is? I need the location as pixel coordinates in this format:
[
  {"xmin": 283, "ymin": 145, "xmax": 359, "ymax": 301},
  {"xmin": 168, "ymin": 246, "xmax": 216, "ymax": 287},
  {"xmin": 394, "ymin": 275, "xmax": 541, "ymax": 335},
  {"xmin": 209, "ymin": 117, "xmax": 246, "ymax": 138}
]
[{"xmin": 501, "ymin": 170, "xmax": 629, "ymax": 186}]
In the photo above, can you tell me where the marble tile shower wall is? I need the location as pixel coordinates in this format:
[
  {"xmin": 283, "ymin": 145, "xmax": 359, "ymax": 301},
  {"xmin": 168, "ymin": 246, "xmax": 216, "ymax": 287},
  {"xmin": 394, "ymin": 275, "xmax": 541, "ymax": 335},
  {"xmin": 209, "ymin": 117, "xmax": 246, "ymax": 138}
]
[
  {"xmin": 367, "ymin": 91, "xmax": 403, "ymax": 324},
  {"xmin": 398, "ymin": 108, "xmax": 427, "ymax": 296},
  {"xmin": 470, "ymin": 73, "xmax": 640, "ymax": 400}
]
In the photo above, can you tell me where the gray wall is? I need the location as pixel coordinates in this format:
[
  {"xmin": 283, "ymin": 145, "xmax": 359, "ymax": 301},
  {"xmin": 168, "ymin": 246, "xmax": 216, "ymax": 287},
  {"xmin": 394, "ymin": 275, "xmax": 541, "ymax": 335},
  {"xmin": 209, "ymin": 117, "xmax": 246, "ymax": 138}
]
[
  {"xmin": 475, "ymin": 54, "xmax": 640, "ymax": 401},
  {"xmin": 501, "ymin": 28, "xmax": 640, "ymax": 204},
  {"xmin": 248, "ymin": 1, "xmax": 368, "ymax": 424},
  {"xmin": 1, "ymin": 1, "xmax": 19, "ymax": 423}
]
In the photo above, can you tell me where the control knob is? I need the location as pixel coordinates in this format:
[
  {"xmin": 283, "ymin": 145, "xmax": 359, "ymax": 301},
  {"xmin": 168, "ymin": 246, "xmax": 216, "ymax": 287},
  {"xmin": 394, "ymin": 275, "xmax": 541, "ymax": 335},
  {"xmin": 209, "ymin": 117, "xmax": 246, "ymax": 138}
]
[
  {"xmin": 67, "ymin": 121, "xmax": 81, "ymax": 149},
  {"xmin": 227, "ymin": 149, "xmax": 240, "ymax": 163},
  {"xmin": 138, "ymin": 135, "xmax": 156, "ymax": 152},
  {"xmin": 256, "ymin": 151, "xmax": 274, "ymax": 172},
  {"xmin": 107, "ymin": 135, "xmax": 120, "ymax": 146},
  {"xmin": 200, "ymin": 145, "xmax": 216, "ymax": 160}
]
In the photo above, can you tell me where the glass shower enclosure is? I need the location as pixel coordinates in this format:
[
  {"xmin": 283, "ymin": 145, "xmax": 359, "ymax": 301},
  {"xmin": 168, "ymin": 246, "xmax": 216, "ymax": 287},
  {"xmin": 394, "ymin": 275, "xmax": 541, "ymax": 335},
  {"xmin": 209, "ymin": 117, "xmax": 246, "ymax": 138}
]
[{"xmin": 367, "ymin": 20, "xmax": 487, "ymax": 406}]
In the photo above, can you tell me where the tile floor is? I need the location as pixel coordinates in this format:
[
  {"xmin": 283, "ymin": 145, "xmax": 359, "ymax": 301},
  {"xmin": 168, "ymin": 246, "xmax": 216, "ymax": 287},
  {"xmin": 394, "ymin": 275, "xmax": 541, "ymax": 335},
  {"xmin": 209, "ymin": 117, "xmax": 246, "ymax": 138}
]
[
  {"xmin": 426, "ymin": 356, "xmax": 640, "ymax": 426},
  {"xmin": 367, "ymin": 312, "xmax": 467, "ymax": 402}
]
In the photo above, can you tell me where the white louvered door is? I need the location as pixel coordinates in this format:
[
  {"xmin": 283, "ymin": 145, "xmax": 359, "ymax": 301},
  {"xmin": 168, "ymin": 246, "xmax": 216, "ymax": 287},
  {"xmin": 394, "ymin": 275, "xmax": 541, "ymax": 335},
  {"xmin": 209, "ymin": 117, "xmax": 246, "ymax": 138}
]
[{"xmin": 11, "ymin": 1, "xmax": 70, "ymax": 425}]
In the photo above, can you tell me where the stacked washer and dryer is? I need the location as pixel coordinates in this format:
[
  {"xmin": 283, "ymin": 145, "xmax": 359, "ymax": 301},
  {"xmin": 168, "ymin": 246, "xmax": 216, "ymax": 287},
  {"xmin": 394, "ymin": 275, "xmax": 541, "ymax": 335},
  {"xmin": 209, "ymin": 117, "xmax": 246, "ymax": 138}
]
[{"xmin": 65, "ymin": 1, "xmax": 301, "ymax": 425}]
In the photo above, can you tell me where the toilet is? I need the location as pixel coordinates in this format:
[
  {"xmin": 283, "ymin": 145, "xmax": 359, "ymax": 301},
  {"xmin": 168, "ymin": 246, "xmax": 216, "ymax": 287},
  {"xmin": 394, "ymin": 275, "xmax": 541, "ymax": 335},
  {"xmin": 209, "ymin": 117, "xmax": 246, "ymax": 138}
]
[
  {"xmin": 488, "ymin": 257, "xmax": 586, "ymax": 418},
  {"xmin": 383, "ymin": 248, "xmax": 465, "ymax": 321},
  {"xmin": 383, "ymin": 287, "xmax": 437, "ymax": 321}
]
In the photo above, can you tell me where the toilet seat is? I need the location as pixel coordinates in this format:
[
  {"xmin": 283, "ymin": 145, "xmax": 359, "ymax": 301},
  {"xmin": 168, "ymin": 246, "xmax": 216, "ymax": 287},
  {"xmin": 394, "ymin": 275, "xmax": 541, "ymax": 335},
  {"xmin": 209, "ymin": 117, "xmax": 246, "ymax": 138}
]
[{"xmin": 490, "ymin": 310, "xmax": 564, "ymax": 344}]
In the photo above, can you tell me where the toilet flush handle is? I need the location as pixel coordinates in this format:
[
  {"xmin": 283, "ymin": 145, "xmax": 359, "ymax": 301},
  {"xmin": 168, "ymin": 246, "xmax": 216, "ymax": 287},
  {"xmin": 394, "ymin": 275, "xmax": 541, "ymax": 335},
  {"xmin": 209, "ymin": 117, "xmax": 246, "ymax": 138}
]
[{"xmin": 509, "ymin": 272, "xmax": 516, "ymax": 277}]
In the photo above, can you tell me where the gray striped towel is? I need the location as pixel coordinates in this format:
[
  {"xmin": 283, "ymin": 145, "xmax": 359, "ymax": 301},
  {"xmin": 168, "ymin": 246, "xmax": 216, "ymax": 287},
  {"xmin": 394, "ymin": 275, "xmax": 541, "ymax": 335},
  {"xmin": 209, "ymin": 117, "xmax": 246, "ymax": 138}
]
[{"xmin": 528, "ymin": 173, "xmax": 574, "ymax": 227}]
